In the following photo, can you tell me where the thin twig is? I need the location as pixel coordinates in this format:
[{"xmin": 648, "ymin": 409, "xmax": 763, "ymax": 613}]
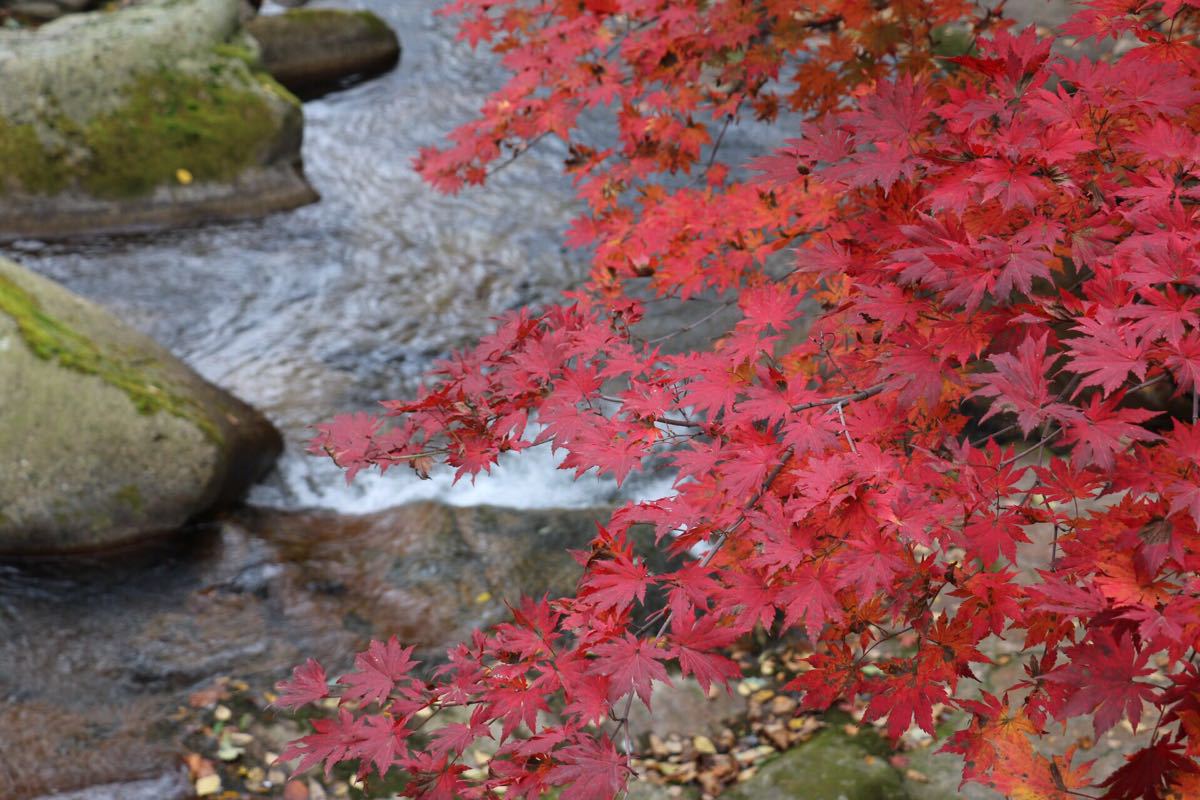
[{"xmin": 644, "ymin": 298, "xmax": 738, "ymax": 345}]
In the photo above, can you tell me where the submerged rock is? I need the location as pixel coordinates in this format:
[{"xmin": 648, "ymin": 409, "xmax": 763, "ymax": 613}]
[
  {"xmin": 0, "ymin": 0, "xmax": 96, "ymax": 17},
  {"xmin": 0, "ymin": 501, "xmax": 649, "ymax": 797},
  {"xmin": 0, "ymin": 0, "xmax": 317, "ymax": 240},
  {"xmin": 245, "ymin": 8, "xmax": 400, "ymax": 97},
  {"xmin": 0, "ymin": 257, "xmax": 282, "ymax": 554},
  {"xmin": 250, "ymin": 501, "xmax": 670, "ymax": 655}
]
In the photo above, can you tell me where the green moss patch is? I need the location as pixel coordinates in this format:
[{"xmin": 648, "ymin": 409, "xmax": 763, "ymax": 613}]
[
  {"xmin": 277, "ymin": 7, "xmax": 391, "ymax": 33},
  {"xmin": 0, "ymin": 118, "xmax": 72, "ymax": 195},
  {"xmin": 115, "ymin": 484, "xmax": 144, "ymax": 512},
  {"xmin": 0, "ymin": 66, "xmax": 285, "ymax": 199},
  {"xmin": 0, "ymin": 274, "xmax": 221, "ymax": 442},
  {"xmin": 82, "ymin": 68, "xmax": 281, "ymax": 198}
]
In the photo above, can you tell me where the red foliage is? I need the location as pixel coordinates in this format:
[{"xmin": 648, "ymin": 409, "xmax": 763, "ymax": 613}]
[{"xmin": 283, "ymin": 0, "xmax": 1200, "ymax": 797}]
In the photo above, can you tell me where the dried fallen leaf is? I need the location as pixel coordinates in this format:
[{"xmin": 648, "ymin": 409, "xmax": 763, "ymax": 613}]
[
  {"xmin": 905, "ymin": 768, "xmax": 930, "ymax": 783},
  {"xmin": 195, "ymin": 774, "xmax": 221, "ymax": 796},
  {"xmin": 283, "ymin": 779, "xmax": 309, "ymax": 800}
]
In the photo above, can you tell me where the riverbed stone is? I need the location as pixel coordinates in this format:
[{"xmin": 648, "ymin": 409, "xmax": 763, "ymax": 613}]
[
  {"xmin": 250, "ymin": 501, "xmax": 676, "ymax": 657},
  {"xmin": 0, "ymin": 0, "xmax": 96, "ymax": 19},
  {"xmin": 625, "ymin": 677, "xmax": 748, "ymax": 745},
  {"xmin": 3, "ymin": 1, "xmax": 63, "ymax": 21},
  {"xmin": 725, "ymin": 726, "xmax": 910, "ymax": 800},
  {"xmin": 0, "ymin": 501, "xmax": 668, "ymax": 795},
  {"xmin": 245, "ymin": 8, "xmax": 400, "ymax": 97},
  {"xmin": 0, "ymin": 257, "xmax": 282, "ymax": 554},
  {"xmin": 0, "ymin": 0, "xmax": 317, "ymax": 240}
]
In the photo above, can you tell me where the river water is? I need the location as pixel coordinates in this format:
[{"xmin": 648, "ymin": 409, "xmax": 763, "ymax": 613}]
[
  {"xmin": 9, "ymin": 0, "xmax": 622, "ymax": 514},
  {"xmin": 0, "ymin": 1, "xmax": 790, "ymax": 795}
]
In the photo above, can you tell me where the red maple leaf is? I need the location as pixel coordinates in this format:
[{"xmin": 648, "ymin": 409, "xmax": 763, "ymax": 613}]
[
  {"xmin": 1044, "ymin": 629, "xmax": 1159, "ymax": 737},
  {"xmin": 777, "ymin": 563, "xmax": 842, "ymax": 643},
  {"xmin": 275, "ymin": 658, "xmax": 329, "ymax": 710},
  {"xmin": 1066, "ymin": 314, "xmax": 1150, "ymax": 396},
  {"xmin": 972, "ymin": 333, "xmax": 1074, "ymax": 436},
  {"xmin": 546, "ymin": 736, "xmax": 629, "ymax": 800},
  {"xmin": 668, "ymin": 612, "xmax": 742, "ymax": 693},
  {"xmin": 277, "ymin": 708, "xmax": 362, "ymax": 777},
  {"xmin": 1099, "ymin": 740, "xmax": 1200, "ymax": 800},
  {"xmin": 339, "ymin": 637, "xmax": 419, "ymax": 707},
  {"xmin": 864, "ymin": 668, "xmax": 949, "ymax": 739},
  {"xmin": 1060, "ymin": 395, "xmax": 1159, "ymax": 470},
  {"xmin": 589, "ymin": 634, "xmax": 671, "ymax": 707},
  {"xmin": 580, "ymin": 550, "xmax": 652, "ymax": 613}
]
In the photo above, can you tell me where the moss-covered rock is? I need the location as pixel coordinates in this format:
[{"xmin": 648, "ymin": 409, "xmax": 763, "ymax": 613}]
[
  {"xmin": 0, "ymin": 256, "xmax": 282, "ymax": 554},
  {"xmin": 245, "ymin": 8, "xmax": 400, "ymax": 97},
  {"xmin": 724, "ymin": 724, "xmax": 910, "ymax": 800},
  {"xmin": 0, "ymin": 0, "xmax": 317, "ymax": 240}
]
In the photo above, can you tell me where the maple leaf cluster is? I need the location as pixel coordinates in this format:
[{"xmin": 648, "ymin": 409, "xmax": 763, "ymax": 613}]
[{"xmin": 286, "ymin": 0, "xmax": 1200, "ymax": 797}]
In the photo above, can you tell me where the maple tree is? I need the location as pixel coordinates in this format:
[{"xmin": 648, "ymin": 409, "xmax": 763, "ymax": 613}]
[{"xmin": 279, "ymin": 0, "xmax": 1200, "ymax": 797}]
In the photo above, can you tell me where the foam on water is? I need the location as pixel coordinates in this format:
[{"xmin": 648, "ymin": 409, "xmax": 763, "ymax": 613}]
[{"xmin": 250, "ymin": 441, "xmax": 679, "ymax": 514}]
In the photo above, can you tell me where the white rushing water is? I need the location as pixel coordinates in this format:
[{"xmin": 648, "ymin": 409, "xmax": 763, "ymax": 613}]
[{"xmin": 250, "ymin": 439, "xmax": 679, "ymax": 513}]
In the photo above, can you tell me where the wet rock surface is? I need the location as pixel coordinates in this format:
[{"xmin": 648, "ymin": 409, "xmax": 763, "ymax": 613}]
[
  {"xmin": 0, "ymin": 0, "xmax": 98, "ymax": 24},
  {"xmin": 0, "ymin": 256, "xmax": 281, "ymax": 554},
  {"xmin": 0, "ymin": 0, "xmax": 316, "ymax": 240},
  {"xmin": 0, "ymin": 502, "xmax": 625, "ymax": 798},
  {"xmin": 246, "ymin": 8, "xmax": 401, "ymax": 98}
]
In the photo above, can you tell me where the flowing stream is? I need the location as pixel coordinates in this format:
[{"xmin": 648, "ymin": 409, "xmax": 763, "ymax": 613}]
[{"xmin": 9, "ymin": 0, "xmax": 615, "ymax": 513}]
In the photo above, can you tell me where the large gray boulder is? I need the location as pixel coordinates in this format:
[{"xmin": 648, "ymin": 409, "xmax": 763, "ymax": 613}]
[
  {"xmin": 245, "ymin": 8, "xmax": 400, "ymax": 97},
  {"xmin": 0, "ymin": 0, "xmax": 317, "ymax": 240},
  {"xmin": 0, "ymin": 257, "xmax": 282, "ymax": 554}
]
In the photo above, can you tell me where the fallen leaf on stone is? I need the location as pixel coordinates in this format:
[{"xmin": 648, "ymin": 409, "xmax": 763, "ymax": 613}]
[
  {"xmin": 217, "ymin": 732, "xmax": 245, "ymax": 761},
  {"xmin": 195, "ymin": 773, "xmax": 221, "ymax": 796},
  {"xmin": 189, "ymin": 679, "xmax": 230, "ymax": 708}
]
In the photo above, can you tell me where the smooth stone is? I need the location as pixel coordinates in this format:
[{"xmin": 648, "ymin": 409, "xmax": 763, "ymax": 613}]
[
  {"xmin": 32, "ymin": 770, "xmax": 192, "ymax": 800},
  {"xmin": 245, "ymin": 8, "xmax": 399, "ymax": 97},
  {"xmin": 4, "ymin": 1, "xmax": 61, "ymax": 20},
  {"xmin": 724, "ymin": 726, "xmax": 910, "ymax": 800},
  {"xmin": 624, "ymin": 677, "xmax": 747, "ymax": 744},
  {"xmin": 0, "ymin": 256, "xmax": 282, "ymax": 554}
]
